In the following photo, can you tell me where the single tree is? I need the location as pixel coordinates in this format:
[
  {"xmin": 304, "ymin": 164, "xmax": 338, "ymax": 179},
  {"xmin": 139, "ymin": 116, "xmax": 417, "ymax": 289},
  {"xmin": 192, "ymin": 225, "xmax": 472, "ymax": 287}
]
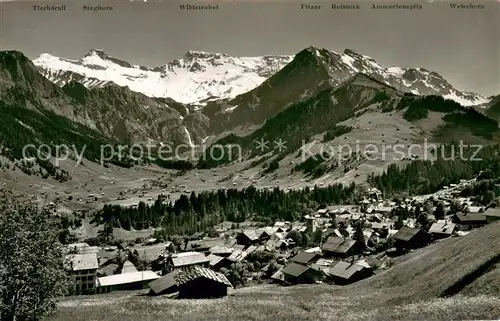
[
  {"xmin": 311, "ymin": 229, "xmax": 323, "ymax": 246},
  {"xmin": 434, "ymin": 202, "xmax": 446, "ymax": 220},
  {"xmin": 0, "ymin": 196, "xmax": 69, "ymax": 321},
  {"xmin": 353, "ymin": 222, "xmax": 366, "ymax": 250},
  {"xmin": 394, "ymin": 215, "xmax": 404, "ymax": 230}
]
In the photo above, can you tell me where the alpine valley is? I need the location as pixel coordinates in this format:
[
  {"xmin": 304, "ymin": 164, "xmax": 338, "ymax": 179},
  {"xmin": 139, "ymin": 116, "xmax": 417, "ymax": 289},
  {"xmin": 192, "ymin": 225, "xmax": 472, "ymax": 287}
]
[{"xmin": 0, "ymin": 46, "xmax": 498, "ymax": 192}]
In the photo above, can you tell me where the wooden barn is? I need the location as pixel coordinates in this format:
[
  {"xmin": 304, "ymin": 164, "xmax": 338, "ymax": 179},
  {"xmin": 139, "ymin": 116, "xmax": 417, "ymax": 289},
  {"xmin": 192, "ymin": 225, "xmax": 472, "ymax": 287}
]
[{"xmin": 175, "ymin": 266, "xmax": 233, "ymax": 299}]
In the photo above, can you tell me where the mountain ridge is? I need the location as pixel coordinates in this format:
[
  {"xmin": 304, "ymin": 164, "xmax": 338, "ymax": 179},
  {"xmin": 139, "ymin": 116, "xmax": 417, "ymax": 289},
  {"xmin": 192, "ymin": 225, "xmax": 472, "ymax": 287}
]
[{"xmin": 33, "ymin": 47, "xmax": 489, "ymax": 107}]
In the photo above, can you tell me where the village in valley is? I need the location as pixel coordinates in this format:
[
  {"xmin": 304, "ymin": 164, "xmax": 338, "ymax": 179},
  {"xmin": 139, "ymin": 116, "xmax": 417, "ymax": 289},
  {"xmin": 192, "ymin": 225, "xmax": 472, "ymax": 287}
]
[{"xmin": 65, "ymin": 177, "xmax": 500, "ymax": 299}]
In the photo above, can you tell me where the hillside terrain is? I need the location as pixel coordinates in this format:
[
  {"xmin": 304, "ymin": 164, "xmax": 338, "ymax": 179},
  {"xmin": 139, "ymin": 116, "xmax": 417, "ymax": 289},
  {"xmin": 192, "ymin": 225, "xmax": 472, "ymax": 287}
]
[{"xmin": 49, "ymin": 222, "xmax": 500, "ymax": 321}]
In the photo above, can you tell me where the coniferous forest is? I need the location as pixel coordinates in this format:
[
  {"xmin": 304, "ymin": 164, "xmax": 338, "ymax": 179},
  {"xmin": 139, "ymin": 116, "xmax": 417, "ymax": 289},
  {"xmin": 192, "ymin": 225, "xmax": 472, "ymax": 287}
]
[
  {"xmin": 97, "ymin": 183, "xmax": 358, "ymax": 236},
  {"xmin": 368, "ymin": 143, "xmax": 500, "ymax": 196}
]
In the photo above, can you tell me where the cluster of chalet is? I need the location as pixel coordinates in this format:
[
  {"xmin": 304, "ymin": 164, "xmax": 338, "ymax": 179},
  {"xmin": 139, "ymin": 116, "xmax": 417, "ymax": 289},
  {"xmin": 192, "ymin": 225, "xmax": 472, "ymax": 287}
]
[
  {"xmin": 65, "ymin": 241, "xmax": 232, "ymax": 298},
  {"xmin": 64, "ymin": 181, "xmax": 500, "ymax": 294},
  {"xmin": 270, "ymin": 184, "xmax": 500, "ymax": 286}
]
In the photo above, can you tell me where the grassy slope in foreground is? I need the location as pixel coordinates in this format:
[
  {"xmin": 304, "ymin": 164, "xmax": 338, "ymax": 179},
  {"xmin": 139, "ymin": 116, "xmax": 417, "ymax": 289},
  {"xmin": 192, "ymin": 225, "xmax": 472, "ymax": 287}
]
[{"xmin": 50, "ymin": 222, "xmax": 500, "ymax": 321}]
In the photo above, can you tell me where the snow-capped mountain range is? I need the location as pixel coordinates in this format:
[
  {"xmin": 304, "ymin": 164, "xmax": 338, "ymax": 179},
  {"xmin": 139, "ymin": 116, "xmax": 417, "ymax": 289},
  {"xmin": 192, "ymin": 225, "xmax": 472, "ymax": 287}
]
[
  {"xmin": 34, "ymin": 49, "xmax": 293, "ymax": 105},
  {"xmin": 33, "ymin": 47, "xmax": 489, "ymax": 107},
  {"xmin": 303, "ymin": 47, "xmax": 488, "ymax": 106}
]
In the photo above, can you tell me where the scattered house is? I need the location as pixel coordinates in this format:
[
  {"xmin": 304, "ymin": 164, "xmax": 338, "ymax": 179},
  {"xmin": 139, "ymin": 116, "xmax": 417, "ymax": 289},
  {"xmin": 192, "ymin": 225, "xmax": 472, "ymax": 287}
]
[
  {"xmin": 317, "ymin": 208, "xmax": 328, "ymax": 216},
  {"xmin": 483, "ymin": 208, "xmax": 500, "ymax": 223},
  {"xmin": 321, "ymin": 236, "xmax": 357, "ymax": 258},
  {"xmin": 184, "ymin": 240, "xmax": 211, "ymax": 253},
  {"xmin": 97, "ymin": 271, "xmax": 160, "ymax": 293},
  {"xmin": 452, "ymin": 213, "xmax": 487, "ymax": 231},
  {"xmin": 281, "ymin": 262, "xmax": 322, "ymax": 284},
  {"xmin": 291, "ymin": 222, "xmax": 307, "ymax": 233},
  {"xmin": 327, "ymin": 261, "xmax": 373, "ymax": 285},
  {"xmin": 290, "ymin": 251, "xmax": 321, "ymax": 266},
  {"xmin": 65, "ymin": 252, "xmax": 99, "ymax": 295},
  {"xmin": 175, "ymin": 266, "xmax": 233, "ymax": 299},
  {"xmin": 258, "ymin": 227, "xmax": 275, "ymax": 241},
  {"xmin": 236, "ymin": 230, "xmax": 261, "ymax": 247},
  {"xmin": 165, "ymin": 252, "xmax": 210, "ymax": 273},
  {"xmin": 227, "ymin": 245, "xmax": 256, "ymax": 262},
  {"xmin": 370, "ymin": 222, "xmax": 390, "ymax": 238},
  {"xmin": 148, "ymin": 270, "xmax": 181, "ymax": 296},
  {"xmin": 429, "ymin": 220, "xmax": 457, "ymax": 239},
  {"xmin": 391, "ymin": 227, "xmax": 430, "ymax": 251},
  {"xmin": 145, "ymin": 238, "xmax": 158, "ymax": 245},
  {"xmin": 273, "ymin": 221, "xmax": 289, "ymax": 232}
]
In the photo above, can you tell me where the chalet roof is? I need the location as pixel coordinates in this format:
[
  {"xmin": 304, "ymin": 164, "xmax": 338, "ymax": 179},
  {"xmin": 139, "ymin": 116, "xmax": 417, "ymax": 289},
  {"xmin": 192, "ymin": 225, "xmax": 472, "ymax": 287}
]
[
  {"xmin": 66, "ymin": 253, "xmax": 99, "ymax": 271},
  {"xmin": 148, "ymin": 270, "xmax": 181, "ymax": 295},
  {"xmin": 271, "ymin": 269, "xmax": 285, "ymax": 281},
  {"xmin": 281, "ymin": 262, "xmax": 310, "ymax": 277},
  {"xmin": 429, "ymin": 220, "xmax": 456, "ymax": 235},
  {"xmin": 484, "ymin": 208, "xmax": 500, "ymax": 218},
  {"xmin": 355, "ymin": 259, "xmax": 372, "ymax": 269},
  {"xmin": 328, "ymin": 261, "xmax": 367, "ymax": 280},
  {"xmin": 454, "ymin": 213, "xmax": 487, "ymax": 223},
  {"xmin": 392, "ymin": 227, "xmax": 422, "ymax": 242},
  {"xmin": 227, "ymin": 245, "xmax": 256, "ymax": 262},
  {"xmin": 315, "ymin": 258, "xmax": 337, "ymax": 266},
  {"xmin": 210, "ymin": 246, "xmax": 233, "ymax": 255},
  {"xmin": 97, "ymin": 263, "xmax": 118, "ymax": 277},
  {"xmin": 274, "ymin": 222, "xmax": 289, "ymax": 229},
  {"xmin": 265, "ymin": 238, "xmax": 279, "ymax": 249},
  {"xmin": 363, "ymin": 229, "xmax": 373, "ymax": 239},
  {"xmin": 233, "ymin": 244, "xmax": 245, "ymax": 251},
  {"xmin": 174, "ymin": 266, "xmax": 232, "ymax": 287},
  {"xmin": 259, "ymin": 226, "xmax": 277, "ymax": 236},
  {"xmin": 207, "ymin": 254, "xmax": 225, "ymax": 267},
  {"xmin": 98, "ymin": 271, "xmax": 160, "ymax": 287},
  {"xmin": 67, "ymin": 243, "xmax": 99, "ymax": 254},
  {"xmin": 276, "ymin": 240, "xmax": 289, "ymax": 248},
  {"xmin": 171, "ymin": 252, "xmax": 209, "ymax": 267},
  {"xmin": 246, "ymin": 245, "xmax": 258, "ymax": 254},
  {"xmin": 321, "ymin": 237, "xmax": 356, "ymax": 254},
  {"xmin": 467, "ymin": 206, "xmax": 482, "ymax": 213},
  {"xmin": 238, "ymin": 230, "xmax": 260, "ymax": 241},
  {"xmin": 122, "ymin": 260, "xmax": 138, "ymax": 273},
  {"xmin": 227, "ymin": 250, "xmax": 246, "ymax": 262},
  {"xmin": 290, "ymin": 251, "xmax": 319, "ymax": 265}
]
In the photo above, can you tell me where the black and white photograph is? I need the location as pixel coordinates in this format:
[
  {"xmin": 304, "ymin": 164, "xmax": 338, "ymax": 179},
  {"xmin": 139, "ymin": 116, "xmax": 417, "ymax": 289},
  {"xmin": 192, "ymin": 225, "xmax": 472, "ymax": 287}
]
[{"xmin": 0, "ymin": 0, "xmax": 499, "ymax": 320}]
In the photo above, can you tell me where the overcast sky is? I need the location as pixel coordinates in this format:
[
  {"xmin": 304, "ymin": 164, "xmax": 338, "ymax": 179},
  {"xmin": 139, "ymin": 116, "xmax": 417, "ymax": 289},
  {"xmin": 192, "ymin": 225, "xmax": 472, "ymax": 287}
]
[{"xmin": 1, "ymin": 1, "xmax": 499, "ymax": 96}]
